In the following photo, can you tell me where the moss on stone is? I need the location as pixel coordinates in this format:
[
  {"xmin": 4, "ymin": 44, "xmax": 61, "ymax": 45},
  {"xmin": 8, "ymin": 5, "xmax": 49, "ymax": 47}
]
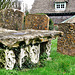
[{"xmin": 0, "ymin": 49, "xmax": 5, "ymax": 68}]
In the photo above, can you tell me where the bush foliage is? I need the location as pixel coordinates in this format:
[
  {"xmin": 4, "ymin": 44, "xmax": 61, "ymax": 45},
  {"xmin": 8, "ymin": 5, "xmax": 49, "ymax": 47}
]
[
  {"xmin": 49, "ymin": 19, "xmax": 54, "ymax": 30},
  {"xmin": 0, "ymin": 0, "xmax": 13, "ymax": 10}
]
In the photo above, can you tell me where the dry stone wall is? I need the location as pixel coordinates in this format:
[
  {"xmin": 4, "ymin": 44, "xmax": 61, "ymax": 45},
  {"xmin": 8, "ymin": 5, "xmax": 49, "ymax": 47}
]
[
  {"xmin": 25, "ymin": 14, "xmax": 49, "ymax": 30},
  {"xmin": 57, "ymin": 23, "xmax": 75, "ymax": 56},
  {"xmin": 0, "ymin": 9, "xmax": 24, "ymax": 30}
]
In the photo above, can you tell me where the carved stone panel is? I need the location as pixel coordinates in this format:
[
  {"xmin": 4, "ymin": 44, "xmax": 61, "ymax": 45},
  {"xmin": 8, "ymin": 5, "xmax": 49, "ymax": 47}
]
[
  {"xmin": 46, "ymin": 40, "xmax": 51, "ymax": 60},
  {"xmin": 19, "ymin": 47, "xmax": 29, "ymax": 68},
  {"xmin": 19, "ymin": 44, "xmax": 40, "ymax": 68},
  {"xmin": 5, "ymin": 49, "xmax": 16, "ymax": 70},
  {"xmin": 29, "ymin": 44, "xmax": 40, "ymax": 64},
  {"xmin": 40, "ymin": 40, "xmax": 51, "ymax": 60}
]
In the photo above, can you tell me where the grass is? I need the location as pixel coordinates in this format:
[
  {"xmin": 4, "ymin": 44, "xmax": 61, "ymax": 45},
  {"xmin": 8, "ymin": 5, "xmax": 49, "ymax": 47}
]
[{"xmin": 0, "ymin": 38, "xmax": 75, "ymax": 75}]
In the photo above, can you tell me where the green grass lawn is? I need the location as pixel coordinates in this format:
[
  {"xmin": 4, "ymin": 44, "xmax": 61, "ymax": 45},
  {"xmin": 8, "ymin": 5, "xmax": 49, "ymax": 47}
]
[{"xmin": 0, "ymin": 38, "xmax": 75, "ymax": 75}]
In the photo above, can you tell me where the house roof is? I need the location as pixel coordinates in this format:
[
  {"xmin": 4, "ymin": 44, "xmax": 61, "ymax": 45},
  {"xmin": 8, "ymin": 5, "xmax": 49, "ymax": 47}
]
[
  {"xmin": 62, "ymin": 15, "xmax": 75, "ymax": 23},
  {"xmin": 30, "ymin": 0, "xmax": 75, "ymax": 14},
  {"xmin": 55, "ymin": 0, "xmax": 68, "ymax": 2}
]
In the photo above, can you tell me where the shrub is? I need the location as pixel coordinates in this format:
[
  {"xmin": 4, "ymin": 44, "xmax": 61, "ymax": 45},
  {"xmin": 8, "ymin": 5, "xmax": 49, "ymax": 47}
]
[
  {"xmin": 0, "ymin": 0, "xmax": 13, "ymax": 10},
  {"xmin": 49, "ymin": 19, "xmax": 54, "ymax": 30},
  {"xmin": 25, "ymin": 11, "xmax": 29, "ymax": 16},
  {"xmin": 54, "ymin": 25, "xmax": 58, "ymax": 31}
]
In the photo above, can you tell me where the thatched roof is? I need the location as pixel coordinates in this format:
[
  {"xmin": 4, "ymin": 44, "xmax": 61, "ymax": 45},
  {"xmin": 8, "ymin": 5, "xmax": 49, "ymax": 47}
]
[
  {"xmin": 30, "ymin": 0, "xmax": 75, "ymax": 14},
  {"xmin": 55, "ymin": 0, "xmax": 68, "ymax": 2},
  {"xmin": 62, "ymin": 15, "xmax": 75, "ymax": 23}
]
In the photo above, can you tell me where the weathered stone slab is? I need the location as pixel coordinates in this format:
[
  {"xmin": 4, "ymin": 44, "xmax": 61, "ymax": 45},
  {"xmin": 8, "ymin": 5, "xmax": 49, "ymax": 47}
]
[
  {"xmin": 0, "ymin": 27, "xmax": 63, "ymax": 48},
  {"xmin": 25, "ymin": 14, "xmax": 49, "ymax": 30},
  {"xmin": 57, "ymin": 23, "xmax": 75, "ymax": 56},
  {"xmin": 0, "ymin": 9, "xmax": 24, "ymax": 30}
]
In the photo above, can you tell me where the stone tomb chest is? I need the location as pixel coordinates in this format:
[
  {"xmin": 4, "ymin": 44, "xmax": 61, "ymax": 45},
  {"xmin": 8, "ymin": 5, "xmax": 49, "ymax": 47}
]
[{"xmin": 0, "ymin": 28, "xmax": 63, "ymax": 70}]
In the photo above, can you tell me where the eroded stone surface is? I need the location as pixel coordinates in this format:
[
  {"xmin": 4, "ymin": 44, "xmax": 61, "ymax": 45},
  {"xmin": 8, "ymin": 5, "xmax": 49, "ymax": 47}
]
[
  {"xmin": 19, "ymin": 47, "xmax": 29, "ymax": 68},
  {"xmin": 0, "ymin": 9, "xmax": 24, "ymax": 30},
  {"xmin": 29, "ymin": 44, "xmax": 40, "ymax": 64},
  {"xmin": 46, "ymin": 40, "xmax": 51, "ymax": 60},
  {"xmin": 19, "ymin": 44, "xmax": 40, "ymax": 68},
  {"xmin": 57, "ymin": 23, "xmax": 75, "ymax": 56},
  {"xmin": 25, "ymin": 14, "xmax": 49, "ymax": 30},
  {"xmin": 0, "ymin": 28, "xmax": 63, "ymax": 48},
  {"xmin": 5, "ymin": 49, "xmax": 16, "ymax": 70}
]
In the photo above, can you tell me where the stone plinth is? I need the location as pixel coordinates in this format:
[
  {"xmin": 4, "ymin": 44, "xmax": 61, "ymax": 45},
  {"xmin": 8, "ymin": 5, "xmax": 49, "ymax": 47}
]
[
  {"xmin": 0, "ymin": 28, "xmax": 63, "ymax": 70},
  {"xmin": 57, "ymin": 23, "xmax": 75, "ymax": 56},
  {"xmin": 25, "ymin": 14, "xmax": 49, "ymax": 30},
  {"xmin": 0, "ymin": 9, "xmax": 24, "ymax": 30}
]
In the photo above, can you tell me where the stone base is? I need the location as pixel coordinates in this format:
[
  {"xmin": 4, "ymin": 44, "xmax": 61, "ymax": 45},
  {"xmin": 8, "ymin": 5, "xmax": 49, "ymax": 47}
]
[
  {"xmin": 5, "ymin": 49, "xmax": 16, "ymax": 70},
  {"xmin": 0, "ymin": 40, "xmax": 52, "ymax": 70},
  {"xmin": 19, "ymin": 44, "xmax": 40, "ymax": 68},
  {"xmin": 0, "ymin": 48, "xmax": 16, "ymax": 70}
]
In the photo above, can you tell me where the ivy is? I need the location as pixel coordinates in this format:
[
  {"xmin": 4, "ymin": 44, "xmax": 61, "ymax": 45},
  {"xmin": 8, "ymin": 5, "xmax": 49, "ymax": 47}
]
[
  {"xmin": 39, "ymin": 52, "xmax": 48, "ymax": 67},
  {"xmin": 0, "ymin": 0, "xmax": 13, "ymax": 10}
]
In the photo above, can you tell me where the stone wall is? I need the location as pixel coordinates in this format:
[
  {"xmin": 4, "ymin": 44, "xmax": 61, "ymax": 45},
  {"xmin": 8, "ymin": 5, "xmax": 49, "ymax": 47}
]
[
  {"xmin": 0, "ymin": 9, "xmax": 24, "ymax": 30},
  {"xmin": 25, "ymin": 14, "xmax": 49, "ymax": 30},
  {"xmin": 57, "ymin": 23, "xmax": 75, "ymax": 56}
]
